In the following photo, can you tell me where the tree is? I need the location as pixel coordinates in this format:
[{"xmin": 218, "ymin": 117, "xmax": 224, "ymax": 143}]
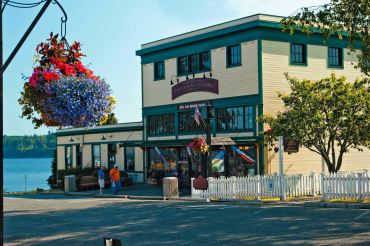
[
  {"xmin": 281, "ymin": 0, "xmax": 370, "ymax": 75},
  {"xmin": 262, "ymin": 74, "xmax": 370, "ymax": 173}
]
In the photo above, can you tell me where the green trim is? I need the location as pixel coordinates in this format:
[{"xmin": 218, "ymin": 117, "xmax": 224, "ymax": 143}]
[
  {"xmin": 137, "ymin": 21, "xmax": 360, "ymax": 64},
  {"xmin": 327, "ymin": 46, "xmax": 344, "ymax": 69},
  {"xmin": 57, "ymin": 140, "xmax": 143, "ymax": 147},
  {"xmin": 290, "ymin": 43, "xmax": 308, "ymax": 66},
  {"xmin": 56, "ymin": 124, "xmax": 143, "ymax": 136},
  {"xmin": 142, "ymin": 94, "xmax": 259, "ymax": 115},
  {"xmin": 257, "ymin": 38, "xmax": 264, "ymax": 175}
]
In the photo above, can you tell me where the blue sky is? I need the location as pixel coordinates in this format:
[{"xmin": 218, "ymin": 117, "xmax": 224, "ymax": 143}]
[{"xmin": 3, "ymin": 0, "xmax": 330, "ymax": 136}]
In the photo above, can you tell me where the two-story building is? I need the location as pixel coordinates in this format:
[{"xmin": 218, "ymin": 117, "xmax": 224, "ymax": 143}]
[{"xmin": 56, "ymin": 14, "xmax": 369, "ymax": 184}]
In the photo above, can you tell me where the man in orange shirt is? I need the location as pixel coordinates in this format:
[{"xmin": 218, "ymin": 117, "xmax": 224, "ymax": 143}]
[{"xmin": 109, "ymin": 164, "xmax": 121, "ymax": 194}]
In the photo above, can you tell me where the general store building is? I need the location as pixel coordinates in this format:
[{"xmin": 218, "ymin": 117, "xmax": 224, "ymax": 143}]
[{"xmin": 56, "ymin": 14, "xmax": 369, "ymax": 184}]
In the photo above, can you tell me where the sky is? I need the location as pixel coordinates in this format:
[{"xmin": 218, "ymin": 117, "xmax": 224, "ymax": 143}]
[{"xmin": 3, "ymin": 0, "xmax": 330, "ymax": 136}]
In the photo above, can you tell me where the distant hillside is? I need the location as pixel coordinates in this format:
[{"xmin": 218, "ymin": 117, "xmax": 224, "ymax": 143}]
[{"xmin": 3, "ymin": 134, "xmax": 56, "ymax": 158}]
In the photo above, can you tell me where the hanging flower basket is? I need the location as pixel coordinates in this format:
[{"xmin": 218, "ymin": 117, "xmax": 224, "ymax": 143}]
[
  {"xmin": 41, "ymin": 112, "xmax": 60, "ymax": 127},
  {"xmin": 188, "ymin": 137, "xmax": 209, "ymax": 154},
  {"xmin": 18, "ymin": 33, "xmax": 117, "ymax": 128},
  {"xmin": 193, "ymin": 176, "xmax": 208, "ymax": 190}
]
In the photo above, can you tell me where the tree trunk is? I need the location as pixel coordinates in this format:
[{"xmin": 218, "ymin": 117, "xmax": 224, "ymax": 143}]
[{"xmin": 335, "ymin": 150, "xmax": 345, "ymax": 172}]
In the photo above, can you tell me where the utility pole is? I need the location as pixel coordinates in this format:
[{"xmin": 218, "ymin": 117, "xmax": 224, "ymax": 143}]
[
  {"xmin": 0, "ymin": 1, "xmax": 3, "ymax": 243},
  {"xmin": 278, "ymin": 136, "xmax": 286, "ymax": 201}
]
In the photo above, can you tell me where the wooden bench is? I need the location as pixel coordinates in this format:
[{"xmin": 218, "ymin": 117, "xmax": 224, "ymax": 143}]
[{"xmin": 79, "ymin": 175, "xmax": 99, "ymax": 191}]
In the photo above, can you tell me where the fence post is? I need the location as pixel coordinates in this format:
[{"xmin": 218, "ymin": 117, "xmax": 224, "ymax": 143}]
[
  {"xmin": 357, "ymin": 173, "xmax": 363, "ymax": 203},
  {"xmin": 257, "ymin": 175, "xmax": 261, "ymax": 200},
  {"xmin": 310, "ymin": 172, "xmax": 315, "ymax": 196},
  {"xmin": 320, "ymin": 173, "xmax": 325, "ymax": 201},
  {"xmin": 191, "ymin": 178, "xmax": 194, "ymax": 198}
]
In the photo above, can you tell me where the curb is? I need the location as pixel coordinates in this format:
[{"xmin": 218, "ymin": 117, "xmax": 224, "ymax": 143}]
[{"xmin": 304, "ymin": 201, "xmax": 370, "ymax": 209}]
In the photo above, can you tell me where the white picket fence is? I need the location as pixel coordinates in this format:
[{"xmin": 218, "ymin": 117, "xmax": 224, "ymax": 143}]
[
  {"xmin": 191, "ymin": 172, "xmax": 369, "ymax": 202},
  {"xmin": 191, "ymin": 173, "xmax": 321, "ymax": 199},
  {"xmin": 321, "ymin": 172, "xmax": 370, "ymax": 201}
]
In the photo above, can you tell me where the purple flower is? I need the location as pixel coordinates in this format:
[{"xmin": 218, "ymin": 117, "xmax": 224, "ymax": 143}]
[{"xmin": 40, "ymin": 76, "xmax": 111, "ymax": 127}]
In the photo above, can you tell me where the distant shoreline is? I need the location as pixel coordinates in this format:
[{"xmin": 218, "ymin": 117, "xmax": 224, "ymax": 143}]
[{"xmin": 4, "ymin": 156, "xmax": 54, "ymax": 159}]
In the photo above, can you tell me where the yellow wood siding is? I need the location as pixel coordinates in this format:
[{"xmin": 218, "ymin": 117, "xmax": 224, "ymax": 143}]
[
  {"xmin": 142, "ymin": 40, "xmax": 259, "ymax": 107},
  {"xmin": 135, "ymin": 147, "xmax": 144, "ymax": 171},
  {"xmin": 82, "ymin": 144, "xmax": 92, "ymax": 168},
  {"xmin": 72, "ymin": 145, "xmax": 77, "ymax": 168},
  {"xmin": 101, "ymin": 144, "xmax": 108, "ymax": 167},
  {"xmin": 57, "ymin": 146, "xmax": 65, "ymax": 170},
  {"xmin": 116, "ymin": 145, "xmax": 124, "ymax": 167},
  {"xmin": 262, "ymin": 40, "xmax": 369, "ymax": 174}
]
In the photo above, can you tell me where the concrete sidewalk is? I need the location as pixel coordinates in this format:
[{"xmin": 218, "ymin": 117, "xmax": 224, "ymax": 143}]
[{"xmin": 63, "ymin": 183, "xmax": 370, "ymax": 209}]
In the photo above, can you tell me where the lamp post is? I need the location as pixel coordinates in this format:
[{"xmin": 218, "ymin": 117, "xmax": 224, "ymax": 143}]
[{"xmin": 205, "ymin": 103, "xmax": 213, "ymax": 178}]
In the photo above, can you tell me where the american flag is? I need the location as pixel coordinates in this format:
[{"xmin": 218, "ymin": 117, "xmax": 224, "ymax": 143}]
[
  {"xmin": 193, "ymin": 106, "xmax": 201, "ymax": 126},
  {"xmin": 231, "ymin": 146, "xmax": 255, "ymax": 165}
]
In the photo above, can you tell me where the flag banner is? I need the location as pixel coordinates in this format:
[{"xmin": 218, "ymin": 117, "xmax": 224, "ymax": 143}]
[
  {"xmin": 154, "ymin": 147, "xmax": 169, "ymax": 168},
  {"xmin": 186, "ymin": 146, "xmax": 195, "ymax": 165},
  {"xmin": 212, "ymin": 150, "xmax": 225, "ymax": 172},
  {"xmin": 193, "ymin": 106, "xmax": 201, "ymax": 126},
  {"xmin": 231, "ymin": 146, "xmax": 255, "ymax": 165}
]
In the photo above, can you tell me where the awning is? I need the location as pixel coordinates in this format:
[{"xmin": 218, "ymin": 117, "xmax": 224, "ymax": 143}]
[{"xmin": 211, "ymin": 137, "xmax": 236, "ymax": 146}]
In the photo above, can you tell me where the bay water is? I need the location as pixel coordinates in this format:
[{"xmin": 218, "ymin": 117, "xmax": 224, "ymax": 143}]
[{"xmin": 4, "ymin": 158, "xmax": 52, "ymax": 192}]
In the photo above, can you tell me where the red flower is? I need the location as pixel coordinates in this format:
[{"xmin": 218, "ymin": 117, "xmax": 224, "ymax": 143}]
[
  {"xmin": 33, "ymin": 67, "xmax": 42, "ymax": 73},
  {"xmin": 51, "ymin": 57, "xmax": 64, "ymax": 70},
  {"xmin": 62, "ymin": 64, "xmax": 76, "ymax": 76},
  {"xmin": 85, "ymin": 69, "xmax": 93, "ymax": 77},
  {"xmin": 75, "ymin": 61, "xmax": 86, "ymax": 73},
  {"xmin": 42, "ymin": 71, "xmax": 59, "ymax": 81}
]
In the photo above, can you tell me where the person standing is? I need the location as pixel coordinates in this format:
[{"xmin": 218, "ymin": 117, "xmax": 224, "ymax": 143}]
[
  {"xmin": 109, "ymin": 164, "xmax": 121, "ymax": 195},
  {"xmin": 98, "ymin": 166, "xmax": 105, "ymax": 195}
]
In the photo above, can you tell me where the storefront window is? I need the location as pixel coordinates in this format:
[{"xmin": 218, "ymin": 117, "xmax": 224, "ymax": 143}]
[
  {"xmin": 108, "ymin": 144, "xmax": 116, "ymax": 170},
  {"xmin": 92, "ymin": 144, "xmax": 101, "ymax": 167},
  {"xmin": 125, "ymin": 147, "xmax": 135, "ymax": 171},
  {"xmin": 65, "ymin": 146, "xmax": 72, "ymax": 169},
  {"xmin": 148, "ymin": 113, "xmax": 175, "ymax": 135},
  {"xmin": 216, "ymin": 106, "xmax": 254, "ymax": 131},
  {"xmin": 227, "ymin": 145, "xmax": 257, "ymax": 176},
  {"xmin": 76, "ymin": 145, "xmax": 82, "ymax": 169},
  {"xmin": 178, "ymin": 111, "xmax": 205, "ymax": 133}
]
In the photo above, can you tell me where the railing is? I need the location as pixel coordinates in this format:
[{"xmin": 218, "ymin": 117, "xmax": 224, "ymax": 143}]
[{"xmin": 191, "ymin": 172, "xmax": 369, "ymax": 202}]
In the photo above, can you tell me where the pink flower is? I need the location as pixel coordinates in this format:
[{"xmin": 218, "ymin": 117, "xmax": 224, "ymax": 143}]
[{"xmin": 29, "ymin": 73, "xmax": 39, "ymax": 88}]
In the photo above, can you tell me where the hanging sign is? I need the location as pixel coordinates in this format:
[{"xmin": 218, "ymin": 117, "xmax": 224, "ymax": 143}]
[
  {"xmin": 172, "ymin": 78, "xmax": 219, "ymax": 100},
  {"xmin": 283, "ymin": 140, "xmax": 299, "ymax": 153}
]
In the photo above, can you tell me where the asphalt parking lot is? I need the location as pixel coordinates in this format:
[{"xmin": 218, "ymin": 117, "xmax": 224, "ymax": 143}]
[{"xmin": 4, "ymin": 195, "xmax": 370, "ymax": 245}]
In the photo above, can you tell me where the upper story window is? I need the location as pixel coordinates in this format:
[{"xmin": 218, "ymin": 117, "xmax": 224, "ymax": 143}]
[
  {"xmin": 216, "ymin": 106, "xmax": 254, "ymax": 131},
  {"xmin": 178, "ymin": 111, "xmax": 205, "ymax": 133},
  {"xmin": 328, "ymin": 47, "xmax": 343, "ymax": 67},
  {"xmin": 227, "ymin": 44, "xmax": 241, "ymax": 67},
  {"xmin": 148, "ymin": 113, "xmax": 175, "ymax": 135},
  {"xmin": 290, "ymin": 43, "xmax": 307, "ymax": 64},
  {"xmin": 177, "ymin": 51, "xmax": 211, "ymax": 76},
  {"xmin": 154, "ymin": 61, "xmax": 165, "ymax": 80}
]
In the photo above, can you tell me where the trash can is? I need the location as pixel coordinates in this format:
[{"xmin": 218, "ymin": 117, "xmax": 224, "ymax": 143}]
[
  {"xmin": 64, "ymin": 175, "xmax": 76, "ymax": 192},
  {"xmin": 162, "ymin": 177, "xmax": 179, "ymax": 198}
]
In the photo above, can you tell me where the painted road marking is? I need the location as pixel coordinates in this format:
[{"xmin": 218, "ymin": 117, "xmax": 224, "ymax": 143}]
[{"xmin": 355, "ymin": 210, "xmax": 370, "ymax": 220}]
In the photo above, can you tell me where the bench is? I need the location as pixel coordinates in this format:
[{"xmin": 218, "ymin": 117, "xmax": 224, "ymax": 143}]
[{"xmin": 79, "ymin": 175, "xmax": 99, "ymax": 191}]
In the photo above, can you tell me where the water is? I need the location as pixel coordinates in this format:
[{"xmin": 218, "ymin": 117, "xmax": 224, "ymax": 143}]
[{"xmin": 4, "ymin": 158, "xmax": 52, "ymax": 192}]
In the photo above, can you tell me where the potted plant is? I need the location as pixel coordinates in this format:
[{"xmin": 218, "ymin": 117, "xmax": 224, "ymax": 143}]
[{"xmin": 18, "ymin": 33, "xmax": 116, "ymax": 128}]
